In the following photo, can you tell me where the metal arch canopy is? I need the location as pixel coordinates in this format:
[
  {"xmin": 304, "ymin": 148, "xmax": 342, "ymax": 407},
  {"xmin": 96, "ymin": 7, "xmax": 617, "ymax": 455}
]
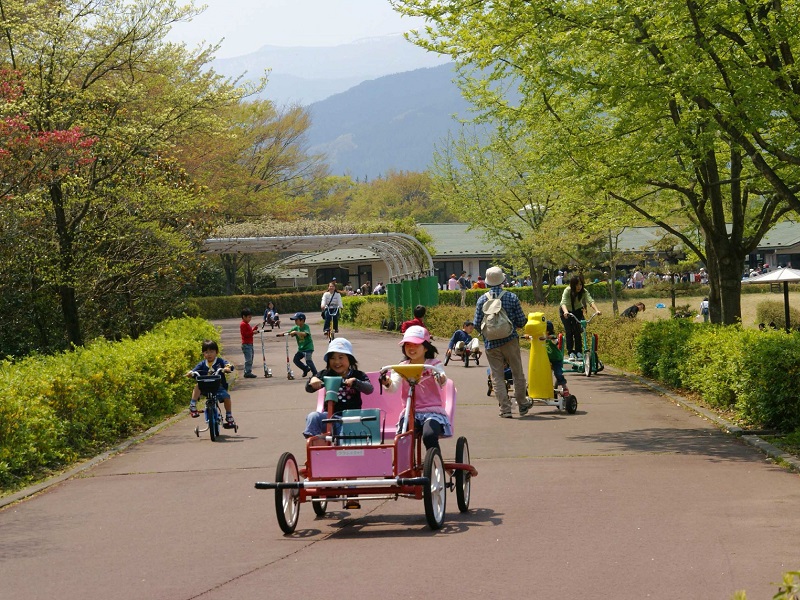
[{"xmin": 202, "ymin": 233, "xmax": 434, "ymax": 281}]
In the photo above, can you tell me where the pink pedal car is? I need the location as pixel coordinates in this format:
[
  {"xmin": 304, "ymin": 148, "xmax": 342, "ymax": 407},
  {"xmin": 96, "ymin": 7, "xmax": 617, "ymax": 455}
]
[{"xmin": 255, "ymin": 363, "xmax": 477, "ymax": 533}]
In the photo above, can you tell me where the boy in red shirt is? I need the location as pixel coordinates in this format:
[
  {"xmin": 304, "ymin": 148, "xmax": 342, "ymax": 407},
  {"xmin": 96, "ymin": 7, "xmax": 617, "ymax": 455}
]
[
  {"xmin": 240, "ymin": 308, "xmax": 259, "ymax": 378},
  {"xmin": 400, "ymin": 305, "xmax": 427, "ymax": 333}
]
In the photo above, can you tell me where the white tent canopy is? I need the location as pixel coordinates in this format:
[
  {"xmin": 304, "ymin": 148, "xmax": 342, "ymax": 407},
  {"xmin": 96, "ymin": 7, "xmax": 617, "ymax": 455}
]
[{"xmin": 202, "ymin": 233, "xmax": 434, "ymax": 282}]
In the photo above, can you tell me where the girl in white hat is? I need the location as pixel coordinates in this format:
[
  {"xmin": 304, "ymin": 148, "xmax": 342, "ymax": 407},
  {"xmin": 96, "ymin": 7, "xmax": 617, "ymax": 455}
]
[
  {"xmin": 381, "ymin": 326, "xmax": 451, "ymax": 451},
  {"xmin": 304, "ymin": 338, "xmax": 374, "ymax": 439}
]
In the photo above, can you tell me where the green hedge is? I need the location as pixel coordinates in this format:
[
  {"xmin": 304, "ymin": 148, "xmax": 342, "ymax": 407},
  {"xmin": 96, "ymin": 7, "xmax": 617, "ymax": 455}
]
[
  {"xmin": 191, "ymin": 291, "xmax": 385, "ymax": 321},
  {"xmin": 636, "ymin": 320, "xmax": 800, "ymax": 431},
  {"xmin": 0, "ymin": 317, "xmax": 218, "ymax": 492}
]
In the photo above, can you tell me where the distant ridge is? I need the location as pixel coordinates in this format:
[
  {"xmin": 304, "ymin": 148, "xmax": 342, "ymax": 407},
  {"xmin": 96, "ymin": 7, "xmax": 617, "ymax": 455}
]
[
  {"xmin": 211, "ymin": 35, "xmax": 451, "ymax": 105},
  {"xmin": 306, "ymin": 63, "xmax": 479, "ymax": 179}
]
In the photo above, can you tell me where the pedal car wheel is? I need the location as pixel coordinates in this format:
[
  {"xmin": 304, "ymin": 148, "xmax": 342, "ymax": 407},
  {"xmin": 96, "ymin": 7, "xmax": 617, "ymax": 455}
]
[
  {"xmin": 486, "ymin": 378, "xmax": 493, "ymax": 396},
  {"xmin": 444, "ymin": 355, "xmax": 451, "ymax": 366},
  {"xmin": 275, "ymin": 452, "xmax": 300, "ymax": 534},
  {"xmin": 464, "ymin": 353, "xmax": 469, "ymax": 367},
  {"xmin": 194, "ymin": 427, "xmax": 199, "ymax": 437},
  {"xmin": 423, "ymin": 447, "xmax": 446, "ymax": 530},
  {"xmin": 566, "ymin": 395, "xmax": 578, "ymax": 414},
  {"xmin": 311, "ymin": 497, "xmax": 328, "ymax": 517},
  {"xmin": 455, "ymin": 437, "xmax": 471, "ymax": 512},
  {"xmin": 583, "ymin": 350, "xmax": 593, "ymax": 377}
]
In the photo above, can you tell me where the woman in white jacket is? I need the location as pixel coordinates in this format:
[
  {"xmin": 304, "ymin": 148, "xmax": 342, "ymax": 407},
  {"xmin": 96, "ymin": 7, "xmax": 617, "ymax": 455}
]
[{"xmin": 320, "ymin": 281, "xmax": 343, "ymax": 334}]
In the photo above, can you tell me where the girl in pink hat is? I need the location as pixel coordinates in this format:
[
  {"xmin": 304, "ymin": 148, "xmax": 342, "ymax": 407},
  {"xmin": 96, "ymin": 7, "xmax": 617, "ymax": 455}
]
[{"xmin": 380, "ymin": 326, "xmax": 451, "ymax": 451}]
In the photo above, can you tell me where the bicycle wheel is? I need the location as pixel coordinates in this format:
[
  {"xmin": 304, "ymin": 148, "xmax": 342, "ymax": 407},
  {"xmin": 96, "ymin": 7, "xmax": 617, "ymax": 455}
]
[
  {"xmin": 275, "ymin": 452, "xmax": 300, "ymax": 534},
  {"xmin": 207, "ymin": 400, "xmax": 218, "ymax": 442},
  {"xmin": 583, "ymin": 348, "xmax": 593, "ymax": 377}
]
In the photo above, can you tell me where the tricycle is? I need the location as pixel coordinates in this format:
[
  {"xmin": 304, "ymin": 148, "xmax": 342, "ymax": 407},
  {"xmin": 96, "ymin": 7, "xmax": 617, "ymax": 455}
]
[
  {"xmin": 561, "ymin": 312, "xmax": 602, "ymax": 376},
  {"xmin": 255, "ymin": 363, "xmax": 476, "ymax": 533}
]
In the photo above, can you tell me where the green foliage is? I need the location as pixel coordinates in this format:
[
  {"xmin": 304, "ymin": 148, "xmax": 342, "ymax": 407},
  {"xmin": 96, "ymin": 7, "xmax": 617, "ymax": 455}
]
[
  {"xmin": 191, "ymin": 291, "xmax": 382, "ymax": 322},
  {"xmin": 756, "ymin": 300, "xmax": 800, "ymax": 330},
  {"xmin": 731, "ymin": 331, "xmax": 800, "ymax": 431},
  {"xmin": 634, "ymin": 319, "xmax": 697, "ymax": 387},
  {"xmin": 733, "ymin": 570, "xmax": 800, "ymax": 600},
  {"xmin": 0, "ymin": 317, "xmax": 216, "ymax": 491},
  {"xmin": 678, "ymin": 326, "xmax": 743, "ymax": 408}
]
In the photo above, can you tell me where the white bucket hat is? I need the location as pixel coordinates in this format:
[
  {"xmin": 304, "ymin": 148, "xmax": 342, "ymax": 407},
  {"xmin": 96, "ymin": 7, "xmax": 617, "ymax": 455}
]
[
  {"xmin": 485, "ymin": 266, "xmax": 506, "ymax": 287},
  {"xmin": 324, "ymin": 337, "xmax": 354, "ymax": 362}
]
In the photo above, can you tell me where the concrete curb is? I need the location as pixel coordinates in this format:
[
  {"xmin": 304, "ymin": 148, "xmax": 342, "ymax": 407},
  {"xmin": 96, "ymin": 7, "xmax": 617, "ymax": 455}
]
[
  {"xmin": 617, "ymin": 367, "xmax": 800, "ymax": 474},
  {"xmin": 0, "ymin": 412, "xmax": 186, "ymax": 509}
]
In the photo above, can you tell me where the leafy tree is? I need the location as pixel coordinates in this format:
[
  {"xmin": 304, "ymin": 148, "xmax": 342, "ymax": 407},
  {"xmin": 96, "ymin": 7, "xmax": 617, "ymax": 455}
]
[
  {"xmin": 345, "ymin": 169, "xmax": 458, "ymax": 223},
  {"xmin": 0, "ymin": 0, "xmax": 244, "ymax": 351},
  {"xmin": 179, "ymin": 99, "xmax": 331, "ymax": 294},
  {"xmin": 393, "ymin": 0, "xmax": 800, "ymax": 324}
]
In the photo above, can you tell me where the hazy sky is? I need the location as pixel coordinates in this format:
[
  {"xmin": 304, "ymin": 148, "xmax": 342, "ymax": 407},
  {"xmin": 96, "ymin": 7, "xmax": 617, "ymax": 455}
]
[{"xmin": 167, "ymin": 0, "xmax": 426, "ymax": 58}]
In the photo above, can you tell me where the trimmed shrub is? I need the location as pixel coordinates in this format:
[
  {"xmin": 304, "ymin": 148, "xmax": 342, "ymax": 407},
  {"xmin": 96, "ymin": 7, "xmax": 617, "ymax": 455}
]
[
  {"xmin": 0, "ymin": 317, "xmax": 217, "ymax": 491},
  {"xmin": 635, "ymin": 319, "xmax": 696, "ymax": 387},
  {"xmin": 755, "ymin": 299, "xmax": 800, "ymax": 330}
]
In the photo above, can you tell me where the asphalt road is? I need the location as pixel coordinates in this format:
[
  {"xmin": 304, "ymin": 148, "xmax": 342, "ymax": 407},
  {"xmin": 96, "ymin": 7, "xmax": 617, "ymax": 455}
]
[{"xmin": 1, "ymin": 316, "xmax": 799, "ymax": 600}]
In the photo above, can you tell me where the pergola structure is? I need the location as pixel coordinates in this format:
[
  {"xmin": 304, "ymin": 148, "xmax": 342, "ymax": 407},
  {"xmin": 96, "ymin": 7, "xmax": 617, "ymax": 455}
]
[
  {"xmin": 202, "ymin": 232, "xmax": 434, "ymax": 281},
  {"xmin": 203, "ymin": 233, "xmax": 439, "ymax": 324}
]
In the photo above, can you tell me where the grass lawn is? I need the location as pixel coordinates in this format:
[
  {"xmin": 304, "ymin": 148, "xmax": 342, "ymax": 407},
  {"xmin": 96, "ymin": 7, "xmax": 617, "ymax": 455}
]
[{"xmin": 595, "ymin": 290, "xmax": 800, "ymax": 329}]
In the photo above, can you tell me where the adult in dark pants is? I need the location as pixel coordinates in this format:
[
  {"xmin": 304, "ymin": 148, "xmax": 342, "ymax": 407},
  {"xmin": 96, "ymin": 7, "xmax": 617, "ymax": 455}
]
[
  {"xmin": 474, "ymin": 266, "xmax": 533, "ymax": 419},
  {"xmin": 559, "ymin": 275, "xmax": 601, "ymax": 360}
]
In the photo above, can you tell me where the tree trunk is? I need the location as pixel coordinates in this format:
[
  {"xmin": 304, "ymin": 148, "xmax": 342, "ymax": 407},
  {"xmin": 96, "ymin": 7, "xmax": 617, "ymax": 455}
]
[
  {"xmin": 527, "ymin": 257, "xmax": 545, "ymax": 303},
  {"xmin": 717, "ymin": 251, "xmax": 744, "ymax": 325},
  {"xmin": 50, "ymin": 182, "xmax": 83, "ymax": 347},
  {"xmin": 220, "ymin": 254, "xmax": 241, "ymax": 295}
]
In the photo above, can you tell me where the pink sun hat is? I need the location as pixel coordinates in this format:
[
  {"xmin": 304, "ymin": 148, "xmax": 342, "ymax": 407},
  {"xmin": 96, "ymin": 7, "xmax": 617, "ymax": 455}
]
[{"xmin": 398, "ymin": 325, "xmax": 431, "ymax": 345}]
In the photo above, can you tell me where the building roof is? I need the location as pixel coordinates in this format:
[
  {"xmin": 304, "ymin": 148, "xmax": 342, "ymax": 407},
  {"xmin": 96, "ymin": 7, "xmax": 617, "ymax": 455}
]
[{"xmin": 756, "ymin": 220, "xmax": 800, "ymax": 250}]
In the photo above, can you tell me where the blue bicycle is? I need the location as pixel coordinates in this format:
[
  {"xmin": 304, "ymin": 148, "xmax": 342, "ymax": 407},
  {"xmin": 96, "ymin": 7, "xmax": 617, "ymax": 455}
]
[{"xmin": 190, "ymin": 368, "xmax": 237, "ymax": 441}]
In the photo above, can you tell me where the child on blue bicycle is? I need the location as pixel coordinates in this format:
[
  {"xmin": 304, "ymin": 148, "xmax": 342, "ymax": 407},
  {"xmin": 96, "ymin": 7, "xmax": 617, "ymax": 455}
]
[{"xmin": 187, "ymin": 339, "xmax": 236, "ymax": 428}]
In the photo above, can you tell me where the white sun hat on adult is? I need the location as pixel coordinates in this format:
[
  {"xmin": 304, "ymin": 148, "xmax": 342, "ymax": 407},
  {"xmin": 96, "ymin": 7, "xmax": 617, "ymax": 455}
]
[{"xmin": 485, "ymin": 266, "xmax": 506, "ymax": 287}]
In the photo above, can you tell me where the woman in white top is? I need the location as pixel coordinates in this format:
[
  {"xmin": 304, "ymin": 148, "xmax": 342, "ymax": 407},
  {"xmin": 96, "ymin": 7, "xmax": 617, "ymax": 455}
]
[{"xmin": 320, "ymin": 281, "xmax": 343, "ymax": 334}]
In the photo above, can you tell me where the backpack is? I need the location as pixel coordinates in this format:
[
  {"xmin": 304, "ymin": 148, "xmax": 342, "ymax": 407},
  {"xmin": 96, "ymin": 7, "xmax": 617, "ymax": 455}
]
[{"xmin": 480, "ymin": 291, "xmax": 515, "ymax": 341}]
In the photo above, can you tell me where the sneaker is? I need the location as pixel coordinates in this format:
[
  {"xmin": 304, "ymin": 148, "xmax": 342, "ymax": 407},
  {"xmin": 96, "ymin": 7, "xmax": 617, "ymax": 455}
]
[
  {"xmin": 499, "ymin": 412, "xmax": 513, "ymax": 419},
  {"xmin": 189, "ymin": 405, "xmax": 199, "ymax": 418},
  {"xmin": 344, "ymin": 499, "xmax": 361, "ymax": 510},
  {"xmin": 302, "ymin": 368, "xmax": 310, "ymax": 378},
  {"xmin": 576, "ymin": 352, "xmax": 583, "ymax": 359},
  {"xmin": 243, "ymin": 373, "xmax": 257, "ymax": 378},
  {"xmin": 561, "ymin": 387, "xmax": 570, "ymax": 397},
  {"xmin": 518, "ymin": 400, "xmax": 533, "ymax": 417},
  {"xmin": 223, "ymin": 415, "xmax": 236, "ymax": 429},
  {"xmin": 568, "ymin": 352, "xmax": 577, "ymax": 361}
]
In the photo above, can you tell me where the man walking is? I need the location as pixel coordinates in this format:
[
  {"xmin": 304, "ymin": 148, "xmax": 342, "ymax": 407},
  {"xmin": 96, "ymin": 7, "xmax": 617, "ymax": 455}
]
[
  {"xmin": 474, "ymin": 266, "xmax": 533, "ymax": 418},
  {"xmin": 458, "ymin": 271, "xmax": 470, "ymax": 307}
]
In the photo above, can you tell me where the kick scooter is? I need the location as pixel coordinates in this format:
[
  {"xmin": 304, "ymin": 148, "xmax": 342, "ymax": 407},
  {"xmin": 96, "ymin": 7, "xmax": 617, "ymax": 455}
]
[
  {"xmin": 260, "ymin": 327, "xmax": 273, "ymax": 378},
  {"xmin": 276, "ymin": 332, "xmax": 295, "ymax": 380}
]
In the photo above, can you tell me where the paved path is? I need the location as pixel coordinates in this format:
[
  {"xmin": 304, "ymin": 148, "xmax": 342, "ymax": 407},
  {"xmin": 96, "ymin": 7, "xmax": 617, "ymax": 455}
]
[{"xmin": 2, "ymin": 317, "xmax": 799, "ymax": 600}]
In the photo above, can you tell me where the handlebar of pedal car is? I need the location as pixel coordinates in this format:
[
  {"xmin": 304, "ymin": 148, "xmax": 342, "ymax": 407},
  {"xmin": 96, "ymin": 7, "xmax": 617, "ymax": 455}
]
[
  {"xmin": 321, "ymin": 415, "xmax": 378, "ymax": 424},
  {"xmin": 379, "ymin": 364, "xmax": 446, "ymax": 381}
]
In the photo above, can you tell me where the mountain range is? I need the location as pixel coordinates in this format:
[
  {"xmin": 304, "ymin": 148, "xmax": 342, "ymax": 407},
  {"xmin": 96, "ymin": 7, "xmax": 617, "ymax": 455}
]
[
  {"xmin": 211, "ymin": 36, "xmax": 479, "ymax": 179},
  {"xmin": 211, "ymin": 34, "xmax": 452, "ymax": 106}
]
